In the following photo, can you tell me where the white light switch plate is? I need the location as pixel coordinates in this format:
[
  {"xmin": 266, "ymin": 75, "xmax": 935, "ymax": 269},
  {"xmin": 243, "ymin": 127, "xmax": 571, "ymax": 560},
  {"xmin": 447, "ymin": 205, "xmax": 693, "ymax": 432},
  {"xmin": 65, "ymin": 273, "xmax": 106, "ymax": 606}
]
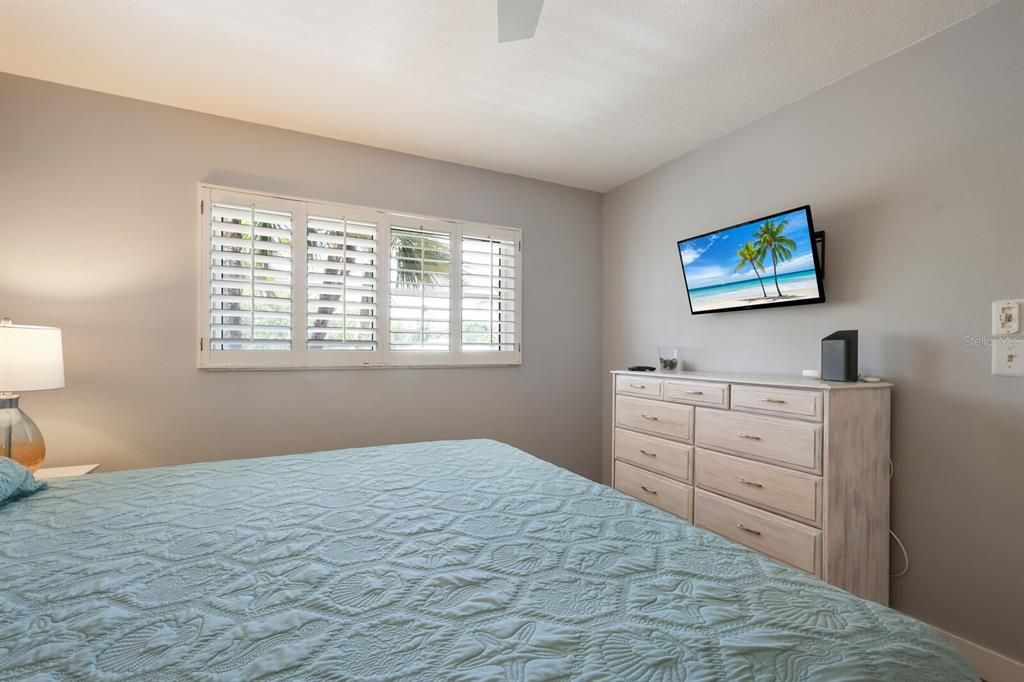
[
  {"xmin": 992, "ymin": 299, "xmax": 1023, "ymax": 336},
  {"xmin": 992, "ymin": 337, "xmax": 1024, "ymax": 376}
]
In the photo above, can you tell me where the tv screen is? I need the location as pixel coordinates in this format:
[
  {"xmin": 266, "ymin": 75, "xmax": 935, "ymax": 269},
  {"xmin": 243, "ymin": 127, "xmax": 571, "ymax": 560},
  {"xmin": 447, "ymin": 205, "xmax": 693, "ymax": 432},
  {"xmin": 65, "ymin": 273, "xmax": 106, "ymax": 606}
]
[{"xmin": 677, "ymin": 205, "xmax": 825, "ymax": 314}]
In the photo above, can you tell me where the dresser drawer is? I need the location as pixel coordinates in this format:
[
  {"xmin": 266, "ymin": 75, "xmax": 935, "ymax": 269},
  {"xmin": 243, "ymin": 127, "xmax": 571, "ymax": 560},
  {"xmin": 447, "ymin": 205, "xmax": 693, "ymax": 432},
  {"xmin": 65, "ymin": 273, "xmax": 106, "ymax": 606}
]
[
  {"xmin": 616, "ymin": 396, "xmax": 694, "ymax": 443},
  {"xmin": 664, "ymin": 380, "xmax": 729, "ymax": 409},
  {"xmin": 695, "ymin": 408, "xmax": 822, "ymax": 473},
  {"xmin": 615, "ymin": 375, "xmax": 663, "ymax": 399},
  {"xmin": 615, "ymin": 461, "xmax": 692, "ymax": 520},
  {"xmin": 731, "ymin": 385, "xmax": 823, "ymax": 421},
  {"xmin": 695, "ymin": 448, "xmax": 821, "ymax": 526},
  {"xmin": 694, "ymin": 489, "xmax": 820, "ymax": 575},
  {"xmin": 614, "ymin": 428, "xmax": 692, "ymax": 483}
]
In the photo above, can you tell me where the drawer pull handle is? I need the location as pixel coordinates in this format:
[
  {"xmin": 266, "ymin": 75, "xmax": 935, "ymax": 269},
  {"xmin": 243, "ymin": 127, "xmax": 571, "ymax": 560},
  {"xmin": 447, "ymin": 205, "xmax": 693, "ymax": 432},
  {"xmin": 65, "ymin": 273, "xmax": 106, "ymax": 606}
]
[
  {"xmin": 684, "ymin": 390, "xmax": 704, "ymax": 395},
  {"xmin": 737, "ymin": 523, "xmax": 761, "ymax": 536},
  {"xmin": 629, "ymin": 384, "xmax": 647, "ymax": 389},
  {"xmin": 760, "ymin": 398, "xmax": 786, "ymax": 404},
  {"xmin": 736, "ymin": 432, "xmax": 761, "ymax": 440},
  {"xmin": 641, "ymin": 414, "xmax": 660, "ymax": 421},
  {"xmin": 737, "ymin": 478, "xmax": 764, "ymax": 488},
  {"xmin": 639, "ymin": 449, "xmax": 657, "ymax": 457},
  {"xmin": 640, "ymin": 485, "xmax": 658, "ymax": 495}
]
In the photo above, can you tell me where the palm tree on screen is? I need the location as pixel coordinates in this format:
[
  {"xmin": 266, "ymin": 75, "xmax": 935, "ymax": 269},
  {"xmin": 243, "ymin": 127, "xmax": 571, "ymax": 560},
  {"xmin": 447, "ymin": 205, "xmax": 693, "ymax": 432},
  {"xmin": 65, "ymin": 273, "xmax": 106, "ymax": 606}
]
[
  {"xmin": 754, "ymin": 219, "xmax": 797, "ymax": 297},
  {"xmin": 735, "ymin": 242, "xmax": 769, "ymax": 298}
]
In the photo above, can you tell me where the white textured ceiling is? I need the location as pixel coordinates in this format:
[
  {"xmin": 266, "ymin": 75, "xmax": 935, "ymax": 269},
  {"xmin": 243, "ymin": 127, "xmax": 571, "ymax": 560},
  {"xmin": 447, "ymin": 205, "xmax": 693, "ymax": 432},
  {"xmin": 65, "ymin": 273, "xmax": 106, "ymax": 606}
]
[{"xmin": 0, "ymin": 0, "xmax": 998, "ymax": 191}]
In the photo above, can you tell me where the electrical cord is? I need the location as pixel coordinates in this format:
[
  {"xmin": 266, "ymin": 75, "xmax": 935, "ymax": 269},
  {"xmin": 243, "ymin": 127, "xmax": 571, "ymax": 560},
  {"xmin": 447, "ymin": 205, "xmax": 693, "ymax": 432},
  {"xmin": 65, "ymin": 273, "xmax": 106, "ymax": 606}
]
[
  {"xmin": 888, "ymin": 457, "xmax": 910, "ymax": 578},
  {"xmin": 890, "ymin": 529, "xmax": 910, "ymax": 578}
]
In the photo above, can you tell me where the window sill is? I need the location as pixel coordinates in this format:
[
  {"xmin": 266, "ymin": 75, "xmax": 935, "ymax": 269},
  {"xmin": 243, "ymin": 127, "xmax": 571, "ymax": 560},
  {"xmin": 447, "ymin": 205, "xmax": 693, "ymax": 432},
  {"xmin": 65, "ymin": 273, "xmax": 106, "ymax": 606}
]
[{"xmin": 198, "ymin": 358, "xmax": 522, "ymax": 371}]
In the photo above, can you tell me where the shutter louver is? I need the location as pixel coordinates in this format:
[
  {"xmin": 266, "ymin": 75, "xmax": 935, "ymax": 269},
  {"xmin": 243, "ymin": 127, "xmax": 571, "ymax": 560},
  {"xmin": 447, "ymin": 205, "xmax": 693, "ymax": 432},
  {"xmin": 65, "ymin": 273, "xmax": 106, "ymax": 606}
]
[
  {"xmin": 209, "ymin": 201, "xmax": 293, "ymax": 351},
  {"xmin": 306, "ymin": 214, "xmax": 379, "ymax": 351},
  {"xmin": 461, "ymin": 235, "xmax": 517, "ymax": 351},
  {"xmin": 389, "ymin": 226, "xmax": 451, "ymax": 350}
]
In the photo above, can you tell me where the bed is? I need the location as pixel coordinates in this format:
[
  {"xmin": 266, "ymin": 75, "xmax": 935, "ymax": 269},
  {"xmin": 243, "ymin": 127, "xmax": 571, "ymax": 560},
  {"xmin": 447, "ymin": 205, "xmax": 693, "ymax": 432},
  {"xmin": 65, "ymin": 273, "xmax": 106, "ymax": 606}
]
[{"xmin": 0, "ymin": 439, "xmax": 973, "ymax": 681}]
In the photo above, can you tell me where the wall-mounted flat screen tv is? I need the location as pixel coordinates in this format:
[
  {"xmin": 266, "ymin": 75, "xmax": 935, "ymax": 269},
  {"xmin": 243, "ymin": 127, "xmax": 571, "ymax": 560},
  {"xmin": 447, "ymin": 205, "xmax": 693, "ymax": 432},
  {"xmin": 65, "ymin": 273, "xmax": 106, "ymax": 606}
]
[{"xmin": 677, "ymin": 205, "xmax": 825, "ymax": 314}]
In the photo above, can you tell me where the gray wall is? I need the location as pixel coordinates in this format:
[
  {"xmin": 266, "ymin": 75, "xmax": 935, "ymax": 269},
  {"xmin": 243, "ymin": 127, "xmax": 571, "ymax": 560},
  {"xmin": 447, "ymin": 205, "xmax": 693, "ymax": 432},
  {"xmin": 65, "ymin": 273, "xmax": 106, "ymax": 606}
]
[
  {"xmin": 0, "ymin": 73, "xmax": 604, "ymax": 481},
  {"xmin": 602, "ymin": 0, "xmax": 1023, "ymax": 658}
]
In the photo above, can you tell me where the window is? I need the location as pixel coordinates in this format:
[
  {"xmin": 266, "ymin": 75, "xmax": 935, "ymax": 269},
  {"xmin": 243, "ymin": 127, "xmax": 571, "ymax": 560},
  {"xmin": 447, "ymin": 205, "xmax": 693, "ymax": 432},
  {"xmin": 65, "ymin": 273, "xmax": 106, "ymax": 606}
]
[
  {"xmin": 461, "ymin": 232, "xmax": 517, "ymax": 352},
  {"xmin": 305, "ymin": 203, "xmax": 380, "ymax": 353},
  {"xmin": 198, "ymin": 185, "xmax": 521, "ymax": 368},
  {"xmin": 208, "ymin": 194, "xmax": 294, "ymax": 359},
  {"xmin": 389, "ymin": 224, "xmax": 451, "ymax": 351}
]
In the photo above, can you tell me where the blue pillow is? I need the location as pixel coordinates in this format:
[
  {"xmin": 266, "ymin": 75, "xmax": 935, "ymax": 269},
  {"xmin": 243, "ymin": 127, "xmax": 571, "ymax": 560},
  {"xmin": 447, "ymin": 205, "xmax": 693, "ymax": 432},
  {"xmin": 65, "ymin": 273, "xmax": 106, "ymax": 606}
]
[{"xmin": 0, "ymin": 458, "xmax": 47, "ymax": 505}]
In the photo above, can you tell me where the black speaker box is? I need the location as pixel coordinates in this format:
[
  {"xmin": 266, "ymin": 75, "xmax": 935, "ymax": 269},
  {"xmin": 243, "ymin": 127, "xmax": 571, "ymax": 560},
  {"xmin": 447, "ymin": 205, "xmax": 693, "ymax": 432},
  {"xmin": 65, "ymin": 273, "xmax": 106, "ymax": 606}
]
[{"xmin": 821, "ymin": 330, "xmax": 858, "ymax": 382}]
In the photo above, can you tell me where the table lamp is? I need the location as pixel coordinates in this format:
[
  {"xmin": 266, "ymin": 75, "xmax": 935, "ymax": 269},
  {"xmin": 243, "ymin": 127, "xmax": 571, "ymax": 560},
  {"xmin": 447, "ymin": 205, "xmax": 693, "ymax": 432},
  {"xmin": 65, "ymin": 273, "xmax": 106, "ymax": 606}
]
[{"xmin": 0, "ymin": 318, "xmax": 65, "ymax": 471}]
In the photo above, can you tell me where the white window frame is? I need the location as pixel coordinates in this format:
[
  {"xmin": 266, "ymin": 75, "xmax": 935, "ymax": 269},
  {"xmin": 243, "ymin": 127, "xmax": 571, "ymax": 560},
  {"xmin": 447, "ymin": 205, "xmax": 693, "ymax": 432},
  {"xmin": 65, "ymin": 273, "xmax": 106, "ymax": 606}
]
[{"xmin": 197, "ymin": 184, "xmax": 523, "ymax": 370}]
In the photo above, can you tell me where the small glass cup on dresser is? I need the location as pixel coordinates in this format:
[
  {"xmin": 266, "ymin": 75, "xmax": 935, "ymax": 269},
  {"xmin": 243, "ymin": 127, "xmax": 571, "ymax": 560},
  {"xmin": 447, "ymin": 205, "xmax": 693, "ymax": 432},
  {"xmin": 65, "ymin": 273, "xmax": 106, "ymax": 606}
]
[{"xmin": 657, "ymin": 346, "xmax": 681, "ymax": 372}]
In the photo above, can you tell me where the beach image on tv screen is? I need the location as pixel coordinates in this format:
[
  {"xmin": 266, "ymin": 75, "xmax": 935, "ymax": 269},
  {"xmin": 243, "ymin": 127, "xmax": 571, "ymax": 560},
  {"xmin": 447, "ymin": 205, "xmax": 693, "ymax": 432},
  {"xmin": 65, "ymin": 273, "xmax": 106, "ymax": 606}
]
[{"xmin": 679, "ymin": 207, "xmax": 821, "ymax": 313}]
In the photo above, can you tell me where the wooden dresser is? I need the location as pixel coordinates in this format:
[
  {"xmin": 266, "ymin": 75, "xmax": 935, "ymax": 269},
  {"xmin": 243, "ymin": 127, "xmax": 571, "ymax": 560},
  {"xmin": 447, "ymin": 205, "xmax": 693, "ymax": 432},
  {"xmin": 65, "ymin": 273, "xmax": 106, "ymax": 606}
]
[{"xmin": 610, "ymin": 369, "xmax": 892, "ymax": 604}]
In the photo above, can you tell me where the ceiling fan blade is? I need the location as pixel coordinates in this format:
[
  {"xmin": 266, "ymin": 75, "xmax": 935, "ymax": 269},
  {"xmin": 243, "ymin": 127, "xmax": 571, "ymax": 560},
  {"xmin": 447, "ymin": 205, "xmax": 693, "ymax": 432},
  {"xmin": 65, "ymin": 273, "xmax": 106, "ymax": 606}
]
[{"xmin": 497, "ymin": 0, "xmax": 544, "ymax": 43}]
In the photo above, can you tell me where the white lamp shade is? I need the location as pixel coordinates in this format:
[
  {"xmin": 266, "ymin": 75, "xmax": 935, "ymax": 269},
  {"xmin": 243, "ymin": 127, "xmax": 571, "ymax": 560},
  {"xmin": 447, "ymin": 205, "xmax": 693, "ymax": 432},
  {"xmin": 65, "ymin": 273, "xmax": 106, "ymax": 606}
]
[{"xmin": 0, "ymin": 323, "xmax": 65, "ymax": 392}]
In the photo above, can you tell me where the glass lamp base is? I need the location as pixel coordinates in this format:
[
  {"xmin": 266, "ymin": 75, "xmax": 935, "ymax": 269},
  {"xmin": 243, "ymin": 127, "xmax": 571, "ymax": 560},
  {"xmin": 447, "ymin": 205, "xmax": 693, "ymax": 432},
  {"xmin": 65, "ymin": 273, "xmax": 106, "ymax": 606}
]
[{"xmin": 0, "ymin": 395, "xmax": 47, "ymax": 472}]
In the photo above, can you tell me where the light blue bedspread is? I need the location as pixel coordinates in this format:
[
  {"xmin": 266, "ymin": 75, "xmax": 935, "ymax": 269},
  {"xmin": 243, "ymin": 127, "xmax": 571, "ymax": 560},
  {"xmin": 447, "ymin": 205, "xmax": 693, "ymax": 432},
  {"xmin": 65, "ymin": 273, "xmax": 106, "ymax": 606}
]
[{"xmin": 0, "ymin": 439, "xmax": 973, "ymax": 681}]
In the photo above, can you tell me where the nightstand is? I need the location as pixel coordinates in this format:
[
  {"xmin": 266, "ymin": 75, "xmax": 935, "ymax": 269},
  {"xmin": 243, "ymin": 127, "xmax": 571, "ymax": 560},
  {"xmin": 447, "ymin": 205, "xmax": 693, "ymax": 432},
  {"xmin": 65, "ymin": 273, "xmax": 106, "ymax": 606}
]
[{"xmin": 35, "ymin": 464, "xmax": 100, "ymax": 480}]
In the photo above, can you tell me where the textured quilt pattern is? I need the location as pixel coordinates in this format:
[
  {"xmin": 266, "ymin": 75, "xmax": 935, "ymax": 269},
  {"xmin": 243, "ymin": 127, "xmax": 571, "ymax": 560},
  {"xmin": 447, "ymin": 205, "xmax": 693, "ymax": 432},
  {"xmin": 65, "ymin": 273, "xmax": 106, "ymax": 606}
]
[{"xmin": 0, "ymin": 439, "xmax": 973, "ymax": 681}]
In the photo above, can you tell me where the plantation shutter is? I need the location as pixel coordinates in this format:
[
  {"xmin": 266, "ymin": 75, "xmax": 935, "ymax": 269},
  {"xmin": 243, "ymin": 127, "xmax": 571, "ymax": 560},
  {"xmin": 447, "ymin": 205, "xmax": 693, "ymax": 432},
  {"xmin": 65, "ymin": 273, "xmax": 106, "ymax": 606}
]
[
  {"xmin": 208, "ymin": 193, "xmax": 295, "ymax": 352},
  {"xmin": 199, "ymin": 184, "xmax": 520, "ymax": 368},
  {"xmin": 389, "ymin": 223, "xmax": 452, "ymax": 351},
  {"xmin": 460, "ymin": 228, "xmax": 519, "ymax": 352},
  {"xmin": 306, "ymin": 206, "xmax": 380, "ymax": 351}
]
